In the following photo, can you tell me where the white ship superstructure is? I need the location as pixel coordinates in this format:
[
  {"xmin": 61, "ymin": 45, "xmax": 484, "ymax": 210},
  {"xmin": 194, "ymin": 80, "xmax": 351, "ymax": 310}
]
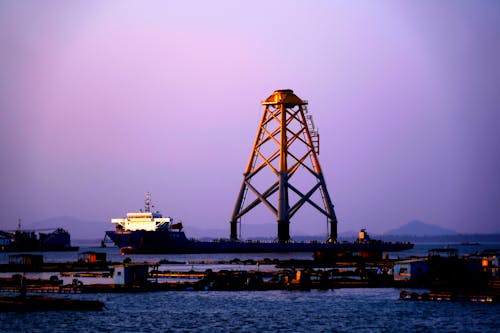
[{"xmin": 111, "ymin": 193, "xmax": 172, "ymax": 232}]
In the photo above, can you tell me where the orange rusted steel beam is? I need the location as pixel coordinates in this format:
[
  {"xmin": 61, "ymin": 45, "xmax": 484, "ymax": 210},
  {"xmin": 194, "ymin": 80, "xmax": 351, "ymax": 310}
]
[{"xmin": 230, "ymin": 90, "xmax": 338, "ymax": 242}]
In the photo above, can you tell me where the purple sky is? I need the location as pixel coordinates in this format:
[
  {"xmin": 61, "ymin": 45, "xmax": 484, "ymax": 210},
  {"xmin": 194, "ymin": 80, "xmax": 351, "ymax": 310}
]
[{"xmin": 1, "ymin": 1, "xmax": 499, "ymax": 237}]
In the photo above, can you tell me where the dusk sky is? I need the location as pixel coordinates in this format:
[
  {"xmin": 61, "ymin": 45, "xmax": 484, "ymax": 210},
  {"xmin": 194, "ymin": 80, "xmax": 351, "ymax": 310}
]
[{"xmin": 1, "ymin": 1, "xmax": 499, "ymax": 238}]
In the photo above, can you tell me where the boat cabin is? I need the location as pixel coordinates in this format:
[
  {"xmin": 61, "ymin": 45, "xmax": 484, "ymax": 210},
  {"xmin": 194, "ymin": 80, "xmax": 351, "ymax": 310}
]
[
  {"xmin": 78, "ymin": 251, "xmax": 107, "ymax": 264},
  {"xmin": 393, "ymin": 259, "xmax": 428, "ymax": 282},
  {"xmin": 113, "ymin": 263, "xmax": 150, "ymax": 285},
  {"xmin": 111, "ymin": 212, "xmax": 173, "ymax": 232}
]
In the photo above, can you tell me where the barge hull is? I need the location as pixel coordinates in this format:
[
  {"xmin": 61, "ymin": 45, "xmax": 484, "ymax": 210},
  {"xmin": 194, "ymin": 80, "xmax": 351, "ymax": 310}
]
[{"xmin": 106, "ymin": 230, "xmax": 413, "ymax": 254}]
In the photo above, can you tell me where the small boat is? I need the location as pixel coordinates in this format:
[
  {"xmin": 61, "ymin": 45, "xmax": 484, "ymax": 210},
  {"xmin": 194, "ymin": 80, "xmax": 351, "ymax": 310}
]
[
  {"xmin": 0, "ymin": 296, "xmax": 104, "ymax": 311},
  {"xmin": 460, "ymin": 241, "xmax": 479, "ymax": 246}
]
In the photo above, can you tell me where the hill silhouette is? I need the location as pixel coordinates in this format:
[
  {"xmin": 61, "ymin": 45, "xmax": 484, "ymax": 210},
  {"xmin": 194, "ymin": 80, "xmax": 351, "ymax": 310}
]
[
  {"xmin": 23, "ymin": 216, "xmax": 108, "ymax": 239},
  {"xmin": 384, "ymin": 220, "xmax": 458, "ymax": 236}
]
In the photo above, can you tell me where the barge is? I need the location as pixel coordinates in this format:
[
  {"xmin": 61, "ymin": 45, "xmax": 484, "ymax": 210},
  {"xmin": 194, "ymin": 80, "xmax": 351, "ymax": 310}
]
[{"xmin": 105, "ymin": 194, "xmax": 413, "ymax": 254}]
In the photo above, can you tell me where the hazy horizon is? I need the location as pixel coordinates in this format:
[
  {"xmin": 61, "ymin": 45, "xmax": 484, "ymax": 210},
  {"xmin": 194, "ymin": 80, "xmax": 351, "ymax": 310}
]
[
  {"xmin": 1, "ymin": 1, "xmax": 499, "ymax": 236},
  {"xmin": 12, "ymin": 215, "xmax": 499, "ymax": 241}
]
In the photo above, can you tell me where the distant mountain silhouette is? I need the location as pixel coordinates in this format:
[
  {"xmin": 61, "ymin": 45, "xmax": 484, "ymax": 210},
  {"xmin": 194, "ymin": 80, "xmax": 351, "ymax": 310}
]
[
  {"xmin": 21, "ymin": 217, "xmax": 460, "ymax": 240},
  {"xmin": 22, "ymin": 217, "xmax": 327, "ymax": 240},
  {"xmin": 182, "ymin": 225, "xmax": 227, "ymax": 239},
  {"xmin": 183, "ymin": 222, "xmax": 325, "ymax": 240},
  {"xmin": 24, "ymin": 216, "xmax": 108, "ymax": 239},
  {"xmin": 184, "ymin": 223, "xmax": 284, "ymax": 240},
  {"xmin": 385, "ymin": 220, "xmax": 458, "ymax": 236}
]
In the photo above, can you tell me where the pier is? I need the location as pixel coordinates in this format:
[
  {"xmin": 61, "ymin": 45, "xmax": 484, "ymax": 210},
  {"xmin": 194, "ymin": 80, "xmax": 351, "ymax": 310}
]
[{"xmin": 0, "ymin": 248, "xmax": 497, "ymax": 302}]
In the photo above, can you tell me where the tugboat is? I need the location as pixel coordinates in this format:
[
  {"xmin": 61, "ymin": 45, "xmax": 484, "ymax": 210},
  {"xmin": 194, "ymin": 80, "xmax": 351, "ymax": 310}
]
[
  {"xmin": 314, "ymin": 227, "xmax": 412, "ymax": 261},
  {"xmin": 105, "ymin": 193, "xmax": 414, "ymax": 254}
]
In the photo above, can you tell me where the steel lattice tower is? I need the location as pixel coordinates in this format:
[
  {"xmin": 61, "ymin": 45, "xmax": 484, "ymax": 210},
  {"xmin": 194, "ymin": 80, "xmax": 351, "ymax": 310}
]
[{"xmin": 229, "ymin": 89, "xmax": 338, "ymax": 242}]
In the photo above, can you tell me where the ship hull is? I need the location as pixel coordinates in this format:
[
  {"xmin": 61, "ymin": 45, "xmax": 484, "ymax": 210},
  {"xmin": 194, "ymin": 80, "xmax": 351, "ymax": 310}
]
[{"xmin": 105, "ymin": 230, "xmax": 414, "ymax": 254}]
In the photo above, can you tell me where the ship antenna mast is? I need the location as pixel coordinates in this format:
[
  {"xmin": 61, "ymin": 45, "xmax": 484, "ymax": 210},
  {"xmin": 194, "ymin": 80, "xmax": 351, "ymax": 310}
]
[{"xmin": 145, "ymin": 192, "xmax": 151, "ymax": 213}]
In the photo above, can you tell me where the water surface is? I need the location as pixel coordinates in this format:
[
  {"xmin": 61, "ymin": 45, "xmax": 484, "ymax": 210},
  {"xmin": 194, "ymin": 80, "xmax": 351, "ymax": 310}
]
[{"xmin": 0, "ymin": 289, "xmax": 498, "ymax": 332}]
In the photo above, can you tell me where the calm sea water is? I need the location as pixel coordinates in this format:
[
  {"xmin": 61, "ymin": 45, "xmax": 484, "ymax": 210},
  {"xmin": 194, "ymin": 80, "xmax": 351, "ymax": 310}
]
[
  {"xmin": 0, "ymin": 289, "xmax": 498, "ymax": 332},
  {"xmin": 0, "ymin": 243, "xmax": 498, "ymax": 332},
  {"xmin": 1, "ymin": 242, "xmax": 499, "ymax": 264}
]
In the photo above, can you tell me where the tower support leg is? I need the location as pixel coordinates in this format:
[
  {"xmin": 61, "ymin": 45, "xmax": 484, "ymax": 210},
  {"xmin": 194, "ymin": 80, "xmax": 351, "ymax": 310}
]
[
  {"xmin": 277, "ymin": 170, "xmax": 290, "ymax": 242},
  {"xmin": 328, "ymin": 218, "xmax": 337, "ymax": 242},
  {"xmin": 230, "ymin": 220, "xmax": 238, "ymax": 240},
  {"xmin": 277, "ymin": 220, "xmax": 290, "ymax": 242}
]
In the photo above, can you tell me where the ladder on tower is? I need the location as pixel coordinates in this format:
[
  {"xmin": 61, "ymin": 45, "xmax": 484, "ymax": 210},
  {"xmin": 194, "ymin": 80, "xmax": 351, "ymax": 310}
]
[{"xmin": 303, "ymin": 105, "xmax": 320, "ymax": 154}]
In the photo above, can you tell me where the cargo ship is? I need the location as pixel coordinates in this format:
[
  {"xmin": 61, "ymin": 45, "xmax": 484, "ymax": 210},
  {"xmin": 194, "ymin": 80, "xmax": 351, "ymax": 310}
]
[
  {"xmin": 0, "ymin": 226, "xmax": 79, "ymax": 252},
  {"xmin": 104, "ymin": 194, "xmax": 413, "ymax": 254}
]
